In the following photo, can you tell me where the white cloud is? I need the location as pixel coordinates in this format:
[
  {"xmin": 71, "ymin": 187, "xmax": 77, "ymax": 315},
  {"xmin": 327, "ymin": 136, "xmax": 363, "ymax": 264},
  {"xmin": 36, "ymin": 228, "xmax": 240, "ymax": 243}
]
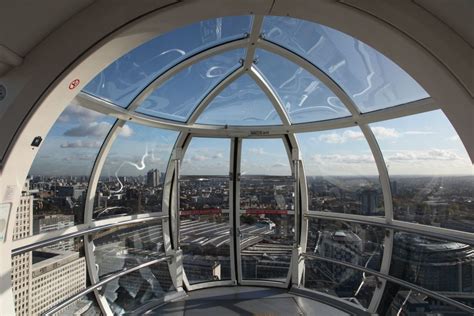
[
  {"xmin": 371, "ymin": 126, "xmax": 400, "ymax": 139},
  {"xmin": 212, "ymin": 153, "xmax": 224, "ymax": 159},
  {"xmin": 248, "ymin": 147, "xmax": 265, "ymax": 155},
  {"xmin": 404, "ymin": 131, "xmax": 434, "ymax": 135},
  {"xmin": 64, "ymin": 122, "xmax": 112, "ymax": 137},
  {"xmin": 312, "ymin": 154, "xmax": 375, "ymax": 164},
  {"xmin": 191, "ymin": 154, "xmax": 209, "ymax": 161},
  {"xmin": 318, "ymin": 130, "xmax": 364, "ymax": 144},
  {"xmin": 447, "ymin": 135, "xmax": 460, "ymax": 141},
  {"xmin": 58, "ymin": 103, "xmax": 103, "ymax": 124},
  {"xmin": 119, "ymin": 125, "xmax": 134, "ymax": 137},
  {"xmin": 387, "ymin": 149, "xmax": 462, "ymax": 162},
  {"xmin": 60, "ymin": 140, "xmax": 102, "ymax": 148}
]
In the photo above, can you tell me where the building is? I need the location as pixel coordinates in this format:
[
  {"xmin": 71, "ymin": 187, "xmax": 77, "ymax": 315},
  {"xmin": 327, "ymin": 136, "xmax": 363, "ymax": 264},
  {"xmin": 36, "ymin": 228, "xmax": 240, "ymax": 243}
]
[
  {"xmin": 11, "ymin": 179, "xmax": 34, "ymax": 316},
  {"xmin": 33, "ymin": 214, "xmax": 75, "ymax": 251},
  {"xmin": 147, "ymin": 169, "xmax": 160, "ymax": 187},
  {"xmin": 30, "ymin": 250, "xmax": 86, "ymax": 315},
  {"xmin": 359, "ymin": 189, "xmax": 378, "ymax": 216}
]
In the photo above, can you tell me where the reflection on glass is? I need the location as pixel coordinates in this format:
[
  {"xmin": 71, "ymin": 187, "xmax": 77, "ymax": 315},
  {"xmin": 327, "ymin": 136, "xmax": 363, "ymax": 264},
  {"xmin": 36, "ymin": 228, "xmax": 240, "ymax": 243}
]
[
  {"xmin": 304, "ymin": 261, "xmax": 376, "ymax": 309},
  {"xmin": 262, "ymin": 16, "xmax": 429, "ymax": 112},
  {"xmin": 379, "ymin": 282, "xmax": 470, "ymax": 315},
  {"xmin": 196, "ymin": 74, "xmax": 282, "ymax": 126},
  {"xmin": 255, "ymin": 49, "xmax": 351, "ymax": 123},
  {"xmin": 136, "ymin": 49, "xmax": 245, "ymax": 121},
  {"xmin": 94, "ymin": 123, "xmax": 178, "ymax": 219},
  {"xmin": 297, "ymin": 127, "xmax": 383, "ymax": 216},
  {"xmin": 370, "ymin": 110, "xmax": 474, "ymax": 232},
  {"xmin": 93, "ymin": 220, "xmax": 164, "ymax": 277},
  {"xmin": 84, "ymin": 16, "xmax": 252, "ymax": 107},
  {"xmin": 390, "ymin": 232, "xmax": 474, "ymax": 307},
  {"xmin": 240, "ymin": 139, "xmax": 294, "ymax": 282},
  {"xmin": 306, "ymin": 219, "xmax": 384, "ymax": 272},
  {"xmin": 101, "ymin": 261, "xmax": 174, "ymax": 315},
  {"xmin": 26, "ymin": 103, "xmax": 115, "ymax": 231},
  {"xmin": 179, "ymin": 138, "xmax": 231, "ymax": 284},
  {"xmin": 12, "ymin": 238, "xmax": 89, "ymax": 315}
]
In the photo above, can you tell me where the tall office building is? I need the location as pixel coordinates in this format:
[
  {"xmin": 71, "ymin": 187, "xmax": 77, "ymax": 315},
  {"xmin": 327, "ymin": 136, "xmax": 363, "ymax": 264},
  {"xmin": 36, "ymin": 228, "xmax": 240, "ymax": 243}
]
[
  {"xmin": 11, "ymin": 179, "xmax": 33, "ymax": 315},
  {"xmin": 359, "ymin": 189, "xmax": 378, "ymax": 216},
  {"xmin": 11, "ymin": 180, "xmax": 87, "ymax": 315},
  {"xmin": 147, "ymin": 169, "xmax": 160, "ymax": 187}
]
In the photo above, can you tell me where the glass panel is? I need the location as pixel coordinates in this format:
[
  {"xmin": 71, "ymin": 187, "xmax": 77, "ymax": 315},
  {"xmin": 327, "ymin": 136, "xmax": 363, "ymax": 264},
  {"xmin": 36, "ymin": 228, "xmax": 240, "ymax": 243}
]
[
  {"xmin": 379, "ymin": 281, "xmax": 472, "ymax": 315},
  {"xmin": 26, "ymin": 104, "xmax": 115, "ymax": 232},
  {"xmin": 136, "ymin": 49, "xmax": 245, "ymax": 121},
  {"xmin": 179, "ymin": 138, "xmax": 231, "ymax": 284},
  {"xmin": 370, "ymin": 110, "xmax": 474, "ymax": 232},
  {"xmin": 255, "ymin": 48, "xmax": 351, "ymax": 123},
  {"xmin": 390, "ymin": 231, "xmax": 474, "ymax": 306},
  {"xmin": 12, "ymin": 237, "xmax": 88, "ymax": 315},
  {"xmin": 61, "ymin": 293, "xmax": 102, "ymax": 316},
  {"xmin": 240, "ymin": 139, "xmax": 293, "ymax": 282},
  {"xmin": 93, "ymin": 220, "xmax": 164, "ymax": 278},
  {"xmin": 101, "ymin": 261, "xmax": 175, "ymax": 315},
  {"xmin": 303, "ymin": 259, "xmax": 376, "ymax": 309},
  {"xmin": 84, "ymin": 16, "xmax": 252, "ymax": 107},
  {"xmin": 262, "ymin": 16, "xmax": 429, "ymax": 112},
  {"xmin": 196, "ymin": 74, "xmax": 282, "ymax": 126},
  {"xmin": 94, "ymin": 123, "xmax": 178, "ymax": 219},
  {"xmin": 306, "ymin": 218, "xmax": 385, "ymax": 271},
  {"xmin": 296, "ymin": 127, "xmax": 384, "ymax": 216}
]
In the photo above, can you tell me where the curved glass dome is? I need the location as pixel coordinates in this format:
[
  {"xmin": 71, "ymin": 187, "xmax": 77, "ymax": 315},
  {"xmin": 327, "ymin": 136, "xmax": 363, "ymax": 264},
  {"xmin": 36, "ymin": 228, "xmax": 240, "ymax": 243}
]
[{"xmin": 12, "ymin": 14, "xmax": 473, "ymax": 316}]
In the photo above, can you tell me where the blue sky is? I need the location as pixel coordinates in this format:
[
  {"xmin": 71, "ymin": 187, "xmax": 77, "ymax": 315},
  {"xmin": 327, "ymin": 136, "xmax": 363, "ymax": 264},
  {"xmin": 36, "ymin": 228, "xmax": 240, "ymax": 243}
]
[{"xmin": 28, "ymin": 16, "xmax": 473, "ymax": 178}]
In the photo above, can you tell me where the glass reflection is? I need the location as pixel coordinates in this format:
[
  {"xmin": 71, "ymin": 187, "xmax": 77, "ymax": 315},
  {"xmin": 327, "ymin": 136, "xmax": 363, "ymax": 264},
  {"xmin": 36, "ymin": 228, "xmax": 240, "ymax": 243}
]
[
  {"xmin": 101, "ymin": 261, "xmax": 174, "ymax": 315},
  {"xmin": 179, "ymin": 138, "xmax": 231, "ymax": 284},
  {"xmin": 84, "ymin": 16, "xmax": 252, "ymax": 107},
  {"xmin": 94, "ymin": 123, "xmax": 178, "ymax": 219},
  {"xmin": 370, "ymin": 110, "xmax": 474, "ymax": 232},
  {"xmin": 262, "ymin": 16, "xmax": 429, "ymax": 113},
  {"xmin": 379, "ymin": 282, "xmax": 471, "ymax": 315},
  {"xmin": 240, "ymin": 139, "xmax": 294, "ymax": 282},
  {"xmin": 196, "ymin": 74, "xmax": 282, "ymax": 126},
  {"xmin": 306, "ymin": 219, "xmax": 385, "ymax": 272},
  {"xmin": 136, "ymin": 49, "xmax": 245, "ymax": 121},
  {"xmin": 93, "ymin": 220, "xmax": 165, "ymax": 277},
  {"xmin": 390, "ymin": 232, "xmax": 474, "ymax": 307},
  {"xmin": 297, "ymin": 127, "xmax": 383, "ymax": 216},
  {"xmin": 304, "ymin": 261, "xmax": 376, "ymax": 309},
  {"xmin": 26, "ymin": 103, "xmax": 115, "ymax": 231},
  {"xmin": 255, "ymin": 49, "xmax": 351, "ymax": 123}
]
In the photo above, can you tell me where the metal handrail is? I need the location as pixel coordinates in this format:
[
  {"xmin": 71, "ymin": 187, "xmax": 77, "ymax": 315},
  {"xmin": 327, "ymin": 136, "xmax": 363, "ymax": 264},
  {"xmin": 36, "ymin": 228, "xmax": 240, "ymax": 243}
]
[
  {"xmin": 12, "ymin": 215, "xmax": 168, "ymax": 256},
  {"xmin": 301, "ymin": 253, "xmax": 474, "ymax": 314},
  {"xmin": 304, "ymin": 212, "xmax": 474, "ymax": 245},
  {"xmin": 43, "ymin": 256, "xmax": 171, "ymax": 316}
]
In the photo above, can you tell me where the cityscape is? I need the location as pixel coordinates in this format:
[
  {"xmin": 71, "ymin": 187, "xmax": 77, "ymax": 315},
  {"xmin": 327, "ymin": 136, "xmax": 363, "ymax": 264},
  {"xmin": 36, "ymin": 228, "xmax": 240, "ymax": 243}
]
[{"xmin": 10, "ymin": 170, "xmax": 474, "ymax": 315}]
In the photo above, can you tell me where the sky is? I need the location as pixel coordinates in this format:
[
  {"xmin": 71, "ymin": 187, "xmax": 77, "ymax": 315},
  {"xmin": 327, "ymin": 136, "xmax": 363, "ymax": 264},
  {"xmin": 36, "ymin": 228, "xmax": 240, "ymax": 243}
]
[{"xmin": 28, "ymin": 16, "xmax": 473, "ymax": 179}]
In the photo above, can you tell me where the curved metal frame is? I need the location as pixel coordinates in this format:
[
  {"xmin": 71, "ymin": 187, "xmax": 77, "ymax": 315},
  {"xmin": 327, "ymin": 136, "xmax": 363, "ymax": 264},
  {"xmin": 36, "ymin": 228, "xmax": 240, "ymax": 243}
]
[{"xmin": 6, "ymin": 11, "xmax": 472, "ymax": 316}]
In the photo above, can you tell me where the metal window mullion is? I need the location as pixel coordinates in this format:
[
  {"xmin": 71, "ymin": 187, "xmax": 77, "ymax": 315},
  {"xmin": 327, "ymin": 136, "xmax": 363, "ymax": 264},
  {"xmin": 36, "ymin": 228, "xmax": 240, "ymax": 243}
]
[
  {"xmin": 233, "ymin": 138, "xmax": 243, "ymax": 284},
  {"xmin": 243, "ymin": 15, "xmax": 264, "ymax": 69},
  {"xmin": 126, "ymin": 38, "xmax": 250, "ymax": 112},
  {"xmin": 83, "ymin": 119, "xmax": 126, "ymax": 316},
  {"xmin": 187, "ymin": 67, "xmax": 245, "ymax": 124},
  {"xmin": 249, "ymin": 66, "xmax": 291, "ymax": 126}
]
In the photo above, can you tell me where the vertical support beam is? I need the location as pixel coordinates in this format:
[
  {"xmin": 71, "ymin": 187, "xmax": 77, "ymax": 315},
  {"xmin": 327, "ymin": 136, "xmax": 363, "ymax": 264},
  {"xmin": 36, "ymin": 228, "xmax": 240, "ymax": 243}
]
[
  {"xmin": 83, "ymin": 120, "xmax": 126, "ymax": 316},
  {"xmin": 359, "ymin": 124, "xmax": 394, "ymax": 313},
  {"xmin": 231, "ymin": 137, "xmax": 243, "ymax": 284}
]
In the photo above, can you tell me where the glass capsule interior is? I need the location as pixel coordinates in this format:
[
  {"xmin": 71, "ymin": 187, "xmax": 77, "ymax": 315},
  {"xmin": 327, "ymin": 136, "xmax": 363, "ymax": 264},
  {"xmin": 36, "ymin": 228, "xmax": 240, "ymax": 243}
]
[{"xmin": 13, "ymin": 14, "xmax": 473, "ymax": 316}]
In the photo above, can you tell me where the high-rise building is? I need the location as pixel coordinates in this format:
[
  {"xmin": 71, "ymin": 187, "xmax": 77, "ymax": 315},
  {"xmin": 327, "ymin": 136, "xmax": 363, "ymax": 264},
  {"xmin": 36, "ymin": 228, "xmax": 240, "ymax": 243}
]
[
  {"xmin": 33, "ymin": 214, "xmax": 75, "ymax": 251},
  {"xmin": 30, "ymin": 250, "xmax": 86, "ymax": 315},
  {"xmin": 147, "ymin": 169, "xmax": 160, "ymax": 187},
  {"xmin": 11, "ymin": 180, "xmax": 87, "ymax": 315},
  {"xmin": 11, "ymin": 179, "xmax": 34, "ymax": 316},
  {"xmin": 359, "ymin": 189, "xmax": 378, "ymax": 216}
]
